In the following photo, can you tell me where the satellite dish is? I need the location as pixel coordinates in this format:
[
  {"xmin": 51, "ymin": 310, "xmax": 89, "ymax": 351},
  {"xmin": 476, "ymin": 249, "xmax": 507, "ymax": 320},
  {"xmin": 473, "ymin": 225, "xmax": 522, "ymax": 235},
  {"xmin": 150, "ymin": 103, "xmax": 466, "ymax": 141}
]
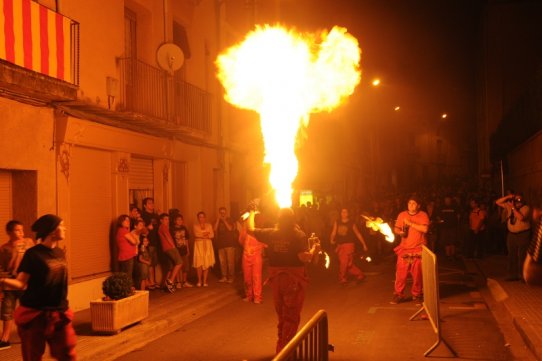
[{"xmin": 156, "ymin": 43, "xmax": 184, "ymax": 74}]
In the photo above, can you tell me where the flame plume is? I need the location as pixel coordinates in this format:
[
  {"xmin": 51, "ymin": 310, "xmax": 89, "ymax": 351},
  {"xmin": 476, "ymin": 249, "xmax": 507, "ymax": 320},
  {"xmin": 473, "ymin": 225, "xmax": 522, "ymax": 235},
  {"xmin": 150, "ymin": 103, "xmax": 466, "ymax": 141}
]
[
  {"xmin": 362, "ymin": 215, "xmax": 395, "ymax": 243},
  {"xmin": 217, "ymin": 25, "xmax": 361, "ymax": 207}
]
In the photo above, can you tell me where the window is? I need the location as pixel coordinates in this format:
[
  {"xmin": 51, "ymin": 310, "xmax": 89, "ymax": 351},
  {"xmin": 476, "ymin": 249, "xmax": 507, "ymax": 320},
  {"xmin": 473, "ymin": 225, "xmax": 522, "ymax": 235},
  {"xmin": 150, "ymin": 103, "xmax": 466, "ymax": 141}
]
[
  {"xmin": 129, "ymin": 157, "xmax": 154, "ymax": 210},
  {"xmin": 124, "ymin": 8, "xmax": 137, "ymax": 59},
  {"xmin": 173, "ymin": 21, "xmax": 191, "ymax": 60}
]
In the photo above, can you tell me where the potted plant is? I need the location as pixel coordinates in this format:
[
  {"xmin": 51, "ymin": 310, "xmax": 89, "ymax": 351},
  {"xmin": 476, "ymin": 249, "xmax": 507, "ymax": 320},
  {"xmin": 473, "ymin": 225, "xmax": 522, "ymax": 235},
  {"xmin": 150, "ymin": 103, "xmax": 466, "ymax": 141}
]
[{"xmin": 90, "ymin": 273, "xmax": 149, "ymax": 334}]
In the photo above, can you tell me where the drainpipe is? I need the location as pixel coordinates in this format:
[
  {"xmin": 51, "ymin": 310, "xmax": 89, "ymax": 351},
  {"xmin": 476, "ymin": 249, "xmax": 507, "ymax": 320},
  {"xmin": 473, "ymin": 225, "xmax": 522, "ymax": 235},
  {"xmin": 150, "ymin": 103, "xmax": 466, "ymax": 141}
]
[
  {"xmin": 215, "ymin": 0, "xmax": 226, "ymax": 205},
  {"xmin": 163, "ymin": 0, "xmax": 169, "ymax": 42}
]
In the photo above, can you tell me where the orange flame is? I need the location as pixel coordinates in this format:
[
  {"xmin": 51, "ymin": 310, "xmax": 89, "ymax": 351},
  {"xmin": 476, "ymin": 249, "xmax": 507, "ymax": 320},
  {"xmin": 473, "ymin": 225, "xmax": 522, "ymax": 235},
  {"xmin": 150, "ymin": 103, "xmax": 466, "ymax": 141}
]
[
  {"xmin": 216, "ymin": 25, "xmax": 361, "ymax": 207},
  {"xmin": 362, "ymin": 215, "xmax": 395, "ymax": 243}
]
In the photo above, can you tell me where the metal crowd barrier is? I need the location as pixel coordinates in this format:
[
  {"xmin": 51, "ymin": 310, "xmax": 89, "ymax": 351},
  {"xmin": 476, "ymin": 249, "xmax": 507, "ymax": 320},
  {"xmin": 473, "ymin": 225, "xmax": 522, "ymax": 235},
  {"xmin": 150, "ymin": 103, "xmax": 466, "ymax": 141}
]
[
  {"xmin": 410, "ymin": 245, "xmax": 456, "ymax": 357},
  {"xmin": 273, "ymin": 309, "xmax": 333, "ymax": 361}
]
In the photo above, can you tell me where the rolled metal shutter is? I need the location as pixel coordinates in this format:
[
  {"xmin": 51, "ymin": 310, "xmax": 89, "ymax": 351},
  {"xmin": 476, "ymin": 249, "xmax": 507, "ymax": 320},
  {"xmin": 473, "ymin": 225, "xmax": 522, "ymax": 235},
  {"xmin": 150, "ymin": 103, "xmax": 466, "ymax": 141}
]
[
  {"xmin": 129, "ymin": 157, "xmax": 153, "ymax": 190},
  {"xmin": 0, "ymin": 171, "xmax": 12, "ymax": 234},
  {"xmin": 69, "ymin": 147, "xmax": 112, "ymax": 279}
]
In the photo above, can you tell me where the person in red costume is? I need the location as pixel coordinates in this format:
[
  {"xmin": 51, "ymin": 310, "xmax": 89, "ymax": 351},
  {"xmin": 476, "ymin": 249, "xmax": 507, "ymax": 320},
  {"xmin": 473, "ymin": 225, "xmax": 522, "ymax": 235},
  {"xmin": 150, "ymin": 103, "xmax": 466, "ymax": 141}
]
[
  {"xmin": 329, "ymin": 208, "xmax": 368, "ymax": 285},
  {"xmin": 247, "ymin": 207, "xmax": 320, "ymax": 354},
  {"xmin": 239, "ymin": 219, "xmax": 266, "ymax": 304},
  {"xmin": 391, "ymin": 195, "xmax": 429, "ymax": 305}
]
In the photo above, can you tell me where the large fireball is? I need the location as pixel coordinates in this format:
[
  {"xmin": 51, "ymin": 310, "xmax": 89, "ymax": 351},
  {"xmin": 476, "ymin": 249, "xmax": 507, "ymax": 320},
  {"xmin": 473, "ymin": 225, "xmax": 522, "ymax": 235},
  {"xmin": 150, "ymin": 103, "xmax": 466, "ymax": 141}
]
[{"xmin": 217, "ymin": 25, "xmax": 361, "ymax": 207}]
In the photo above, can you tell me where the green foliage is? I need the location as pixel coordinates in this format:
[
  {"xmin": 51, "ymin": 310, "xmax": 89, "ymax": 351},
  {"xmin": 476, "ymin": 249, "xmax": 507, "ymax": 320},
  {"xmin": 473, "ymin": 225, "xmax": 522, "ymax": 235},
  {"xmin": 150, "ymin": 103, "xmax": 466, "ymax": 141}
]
[{"xmin": 102, "ymin": 272, "xmax": 134, "ymax": 300}]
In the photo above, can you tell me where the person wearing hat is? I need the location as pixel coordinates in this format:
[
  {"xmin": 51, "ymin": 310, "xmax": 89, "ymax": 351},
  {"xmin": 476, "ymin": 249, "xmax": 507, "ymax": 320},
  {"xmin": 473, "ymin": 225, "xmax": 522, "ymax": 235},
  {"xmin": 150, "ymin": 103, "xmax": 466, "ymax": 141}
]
[
  {"xmin": 496, "ymin": 193, "xmax": 531, "ymax": 281},
  {"xmin": 247, "ymin": 207, "xmax": 321, "ymax": 354},
  {"xmin": 0, "ymin": 214, "xmax": 76, "ymax": 361},
  {"xmin": 391, "ymin": 195, "xmax": 429, "ymax": 305}
]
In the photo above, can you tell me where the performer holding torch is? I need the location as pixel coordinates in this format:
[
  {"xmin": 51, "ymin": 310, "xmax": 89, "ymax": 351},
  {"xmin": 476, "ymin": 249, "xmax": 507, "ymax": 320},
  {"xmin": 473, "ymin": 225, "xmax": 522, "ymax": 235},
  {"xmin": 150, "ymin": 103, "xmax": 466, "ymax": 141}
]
[
  {"xmin": 330, "ymin": 208, "xmax": 368, "ymax": 285},
  {"xmin": 391, "ymin": 195, "xmax": 429, "ymax": 305},
  {"xmin": 246, "ymin": 206, "xmax": 321, "ymax": 354}
]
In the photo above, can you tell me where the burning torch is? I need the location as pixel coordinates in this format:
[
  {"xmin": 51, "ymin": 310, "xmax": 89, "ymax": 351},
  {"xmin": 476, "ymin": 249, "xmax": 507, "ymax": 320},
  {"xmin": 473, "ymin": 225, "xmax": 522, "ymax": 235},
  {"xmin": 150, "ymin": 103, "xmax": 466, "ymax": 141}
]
[
  {"xmin": 308, "ymin": 233, "xmax": 330, "ymax": 269},
  {"xmin": 361, "ymin": 215, "xmax": 396, "ymax": 243},
  {"xmin": 239, "ymin": 198, "xmax": 261, "ymax": 222}
]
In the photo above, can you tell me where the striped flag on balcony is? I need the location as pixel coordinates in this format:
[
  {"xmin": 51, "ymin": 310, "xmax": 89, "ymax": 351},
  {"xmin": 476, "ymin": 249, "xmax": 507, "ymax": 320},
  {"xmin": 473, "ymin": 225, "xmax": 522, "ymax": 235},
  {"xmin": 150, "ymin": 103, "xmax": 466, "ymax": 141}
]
[{"xmin": 0, "ymin": 0, "xmax": 72, "ymax": 83}]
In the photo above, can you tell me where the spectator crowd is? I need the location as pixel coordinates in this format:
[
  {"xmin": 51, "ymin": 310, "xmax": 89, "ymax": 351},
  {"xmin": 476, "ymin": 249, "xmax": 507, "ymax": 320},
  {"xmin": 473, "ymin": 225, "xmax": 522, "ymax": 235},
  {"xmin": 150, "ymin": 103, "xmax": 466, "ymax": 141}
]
[{"xmin": 1, "ymin": 182, "xmax": 542, "ymax": 353}]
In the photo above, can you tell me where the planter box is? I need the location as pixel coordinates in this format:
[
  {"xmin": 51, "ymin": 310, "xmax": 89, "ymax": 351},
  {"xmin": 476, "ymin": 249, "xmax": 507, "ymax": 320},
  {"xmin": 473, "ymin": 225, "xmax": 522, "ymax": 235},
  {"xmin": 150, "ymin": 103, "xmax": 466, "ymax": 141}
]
[{"xmin": 90, "ymin": 290, "xmax": 149, "ymax": 334}]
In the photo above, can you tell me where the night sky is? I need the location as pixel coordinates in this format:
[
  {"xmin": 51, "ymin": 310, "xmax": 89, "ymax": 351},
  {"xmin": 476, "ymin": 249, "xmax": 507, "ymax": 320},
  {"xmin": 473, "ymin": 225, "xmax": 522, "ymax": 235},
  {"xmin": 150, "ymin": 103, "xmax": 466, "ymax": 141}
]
[
  {"xmin": 274, "ymin": 0, "xmax": 483, "ymax": 127},
  {"xmin": 229, "ymin": 0, "xmax": 487, "ymax": 192}
]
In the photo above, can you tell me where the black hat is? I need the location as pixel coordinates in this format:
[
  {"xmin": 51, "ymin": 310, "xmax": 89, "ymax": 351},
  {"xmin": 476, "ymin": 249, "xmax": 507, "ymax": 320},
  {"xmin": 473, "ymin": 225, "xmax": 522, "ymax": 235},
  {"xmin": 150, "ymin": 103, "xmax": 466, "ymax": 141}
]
[{"xmin": 32, "ymin": 214, "xmax": 62, "ymax": 240}]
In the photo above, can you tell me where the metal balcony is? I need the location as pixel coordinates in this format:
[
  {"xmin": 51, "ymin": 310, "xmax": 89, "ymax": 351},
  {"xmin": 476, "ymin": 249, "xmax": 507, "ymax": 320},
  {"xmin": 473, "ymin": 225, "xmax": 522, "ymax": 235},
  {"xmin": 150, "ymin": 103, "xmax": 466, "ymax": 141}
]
[{"xmin": 118, "ymin": 57, "xmax": 211, "ymax": 134}]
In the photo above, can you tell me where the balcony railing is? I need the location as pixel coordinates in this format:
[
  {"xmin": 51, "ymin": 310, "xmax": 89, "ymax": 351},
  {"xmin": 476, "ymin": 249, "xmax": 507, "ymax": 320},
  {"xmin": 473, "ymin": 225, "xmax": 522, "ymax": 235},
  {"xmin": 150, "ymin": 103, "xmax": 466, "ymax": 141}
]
[
  {"xmin": 173, "ymin": 74, "xmax": 212, "ymax": 133},
  {"xmin": 118, "ymin": 57, "xmax": 168, "ymax": 120},
  {"xmin": 118, "ymin": 57, "xmax": 211, "ymax": 133}
]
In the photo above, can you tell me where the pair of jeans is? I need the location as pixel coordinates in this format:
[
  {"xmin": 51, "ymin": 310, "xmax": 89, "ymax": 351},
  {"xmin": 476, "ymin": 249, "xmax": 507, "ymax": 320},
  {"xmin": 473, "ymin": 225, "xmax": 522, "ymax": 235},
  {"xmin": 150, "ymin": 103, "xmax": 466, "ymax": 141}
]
[{"xmin": 218, "ymin": 246, "xmax": 236, "ymax": 280}]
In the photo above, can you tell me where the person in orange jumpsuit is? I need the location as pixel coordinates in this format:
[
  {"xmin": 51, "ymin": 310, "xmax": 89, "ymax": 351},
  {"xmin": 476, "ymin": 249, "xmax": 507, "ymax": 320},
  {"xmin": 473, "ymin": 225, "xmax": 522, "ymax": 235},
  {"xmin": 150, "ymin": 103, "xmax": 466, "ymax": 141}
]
[
  {"xmin": 239, "ymin": 220, "xmax": 266, "ymax": 304},
  {"xmin": 391, "ymin": 195, "xmax": 429, "ymax": 305}
]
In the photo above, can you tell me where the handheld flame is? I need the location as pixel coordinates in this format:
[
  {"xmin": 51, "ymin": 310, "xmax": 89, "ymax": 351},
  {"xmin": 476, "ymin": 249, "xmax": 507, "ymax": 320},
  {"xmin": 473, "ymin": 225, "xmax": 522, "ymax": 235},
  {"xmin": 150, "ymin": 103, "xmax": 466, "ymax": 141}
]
[
  {"xmin": 324, "ymin": 252, "xmax": 330, "ymax": 269},
  {"xmin": 362, "ymin": 215, "xmax": 395, "ymax": 243},
  {"xmin": 308, "ymin": 233, "xmax": 331, "ymax": 269},
  {"xmin": 216, "ymin": 25, "xmax": 361, "ymax": 207}
]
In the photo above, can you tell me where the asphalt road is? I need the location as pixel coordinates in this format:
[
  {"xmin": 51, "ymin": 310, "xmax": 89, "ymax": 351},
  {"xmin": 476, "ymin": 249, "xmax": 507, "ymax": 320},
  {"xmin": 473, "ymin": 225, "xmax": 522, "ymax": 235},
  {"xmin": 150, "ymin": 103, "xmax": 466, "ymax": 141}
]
[{"xmin": 115, "ymin": 254, "xmax": 534, "ymax": 361}]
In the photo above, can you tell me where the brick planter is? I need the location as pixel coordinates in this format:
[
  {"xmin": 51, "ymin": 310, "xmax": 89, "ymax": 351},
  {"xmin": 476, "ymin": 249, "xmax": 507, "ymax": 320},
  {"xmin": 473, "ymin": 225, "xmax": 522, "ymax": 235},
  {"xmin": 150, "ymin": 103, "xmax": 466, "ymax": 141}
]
[{"xmin": 90, "ymin": 290, "xmax": 149, "ymax": 334}]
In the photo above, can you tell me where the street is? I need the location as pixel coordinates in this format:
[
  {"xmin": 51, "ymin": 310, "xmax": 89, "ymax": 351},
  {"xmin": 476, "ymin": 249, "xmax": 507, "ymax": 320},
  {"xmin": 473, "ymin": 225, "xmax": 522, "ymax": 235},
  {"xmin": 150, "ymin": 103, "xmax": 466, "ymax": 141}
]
[{"xmin": 115, "ymin": 254, "xmax": 533, "ymax": 361}]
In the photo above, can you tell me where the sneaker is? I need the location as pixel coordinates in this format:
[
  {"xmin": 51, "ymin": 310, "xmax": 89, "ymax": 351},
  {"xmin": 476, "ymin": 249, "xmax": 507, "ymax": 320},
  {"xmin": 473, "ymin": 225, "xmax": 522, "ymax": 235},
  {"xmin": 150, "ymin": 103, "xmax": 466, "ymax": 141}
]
[
  {"xmin": 165, "ymin": 279, "xmax": 176, "ymax": 294},
  {"xmin": 203, "ymin": 283, "xmax": 209, "ymax": 287},
  {"xmin": 176, "ymin": 283, "xmax": 183, "ymax": 289},
  {"xmin": 183, "ymin": 282, "xmax": 194, "ymax": 288},
  {"xmin": 254, "ymin": 300, "xmax": 262, "ymax": 304},
  {"xmin": 218, "ymin": 278, "xmax": 227, "ymax": 283},
  {"xmin": 0, "ymin": 341, "xmax": 11, "ymax": 350},
  {"xmin": 390, "ymin": 294, "xmax": 404, "ymax": 305},
  {"xmin": 196, "ymin": 282, "xmax": 202, "ymax": 287}
]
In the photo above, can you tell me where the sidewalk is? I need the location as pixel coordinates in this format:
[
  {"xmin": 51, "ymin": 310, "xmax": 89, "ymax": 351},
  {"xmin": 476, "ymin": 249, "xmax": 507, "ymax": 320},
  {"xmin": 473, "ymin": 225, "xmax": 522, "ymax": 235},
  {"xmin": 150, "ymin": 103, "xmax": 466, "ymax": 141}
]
[
  {"xmin": 466, "ymin": 254, "xmax": 542, "ymax": 361},
  {"xmin": 2, "ymin": 282, "xmax": 241, "ymax": 361}
]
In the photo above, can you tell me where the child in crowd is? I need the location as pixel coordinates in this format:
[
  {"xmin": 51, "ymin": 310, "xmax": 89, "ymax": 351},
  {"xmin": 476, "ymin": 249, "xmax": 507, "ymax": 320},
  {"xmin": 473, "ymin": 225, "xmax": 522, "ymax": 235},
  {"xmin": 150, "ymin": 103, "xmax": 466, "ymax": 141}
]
[
  {"xmin": 158, "ymin": 214, "xmax": 183, "ymax": 293},
  {"xmin": 171, "ymin": 215, "xmax": 192, "ymax": 288},
  {"xmin": 137, "ymin": 235, "xmax": 151, "ymax": 290},
  {"xmin": 0, "ymin": 220, "xmax": 35, "ymax": 350}
]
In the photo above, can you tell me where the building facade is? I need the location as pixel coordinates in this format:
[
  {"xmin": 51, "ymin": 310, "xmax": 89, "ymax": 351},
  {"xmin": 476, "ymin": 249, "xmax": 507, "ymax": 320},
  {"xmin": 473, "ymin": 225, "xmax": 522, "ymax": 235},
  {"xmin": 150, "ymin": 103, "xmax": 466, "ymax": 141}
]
[{"xmin": 0, "ymin": 0, "xmax": 246, "ymax": 310}]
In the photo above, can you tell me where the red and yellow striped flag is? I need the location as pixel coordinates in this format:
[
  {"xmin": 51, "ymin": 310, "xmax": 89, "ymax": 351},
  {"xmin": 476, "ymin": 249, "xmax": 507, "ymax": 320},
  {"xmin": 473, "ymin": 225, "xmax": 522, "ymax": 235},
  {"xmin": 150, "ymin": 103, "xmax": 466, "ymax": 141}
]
[{"xmin": 0, "ymin": 0, "xmax": 72, "ymax": 83}]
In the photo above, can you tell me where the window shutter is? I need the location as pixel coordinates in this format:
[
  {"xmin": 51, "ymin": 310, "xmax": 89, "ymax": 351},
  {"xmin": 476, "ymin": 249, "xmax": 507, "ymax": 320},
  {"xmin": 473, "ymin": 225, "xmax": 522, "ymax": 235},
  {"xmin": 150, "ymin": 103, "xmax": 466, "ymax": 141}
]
[
  {"xmin": 130, "ymin": 157, "xmax": 153, "ymax": 190},
  {"xmin": 0, "ymin": 171, "xmax": 12, "ymax": 234}
]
